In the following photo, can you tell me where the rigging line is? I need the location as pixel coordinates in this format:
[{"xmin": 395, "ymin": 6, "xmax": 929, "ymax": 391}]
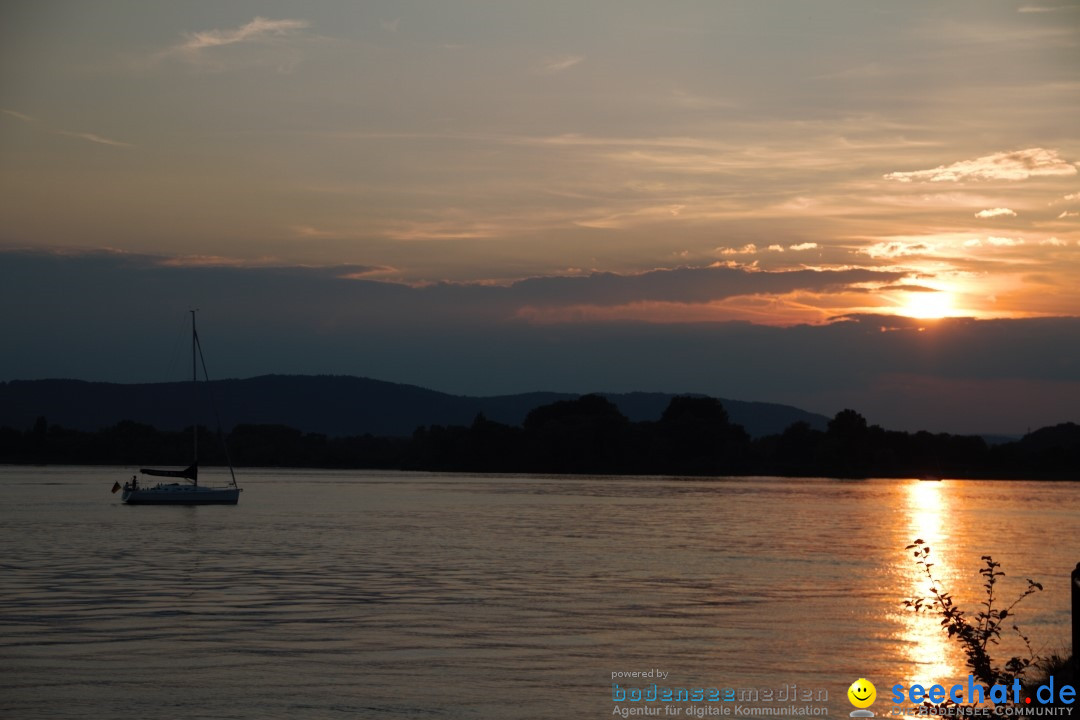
[
  {"xmin": 165, "ymin": 313, "xmax": 189, "ymax": 383},
  {"xmin": 194, "ymin": 326, "xmax": 240, "ymax": 490}
]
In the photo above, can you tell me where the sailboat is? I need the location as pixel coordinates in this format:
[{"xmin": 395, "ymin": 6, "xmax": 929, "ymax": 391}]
[{"xmin": 113, "ymin": 311, "xmax": 241, "ymax": 505}]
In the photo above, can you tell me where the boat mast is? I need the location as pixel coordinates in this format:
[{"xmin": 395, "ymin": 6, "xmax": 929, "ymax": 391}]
[
  {"xmin": 191, "ymin": 309, "xmax": 198, "ymax": 486},
  {"xmin": 190, "ymin": 311, "xmax": 240, "ymax": 490}
]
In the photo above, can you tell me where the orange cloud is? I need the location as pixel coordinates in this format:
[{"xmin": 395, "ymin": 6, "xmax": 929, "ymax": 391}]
[
  {"xmin": 974, "ymin": 207, "xmax": 1017, "ymax": 218},
  {"xmin": 885, "ymin": 148, "xmax": 1076, "ymax": 183}
]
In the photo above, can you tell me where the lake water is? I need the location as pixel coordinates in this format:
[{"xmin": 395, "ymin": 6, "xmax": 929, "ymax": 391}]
[{"xmin": 1, "ymin": 467, "xmax": 1078, "ymax": 719}]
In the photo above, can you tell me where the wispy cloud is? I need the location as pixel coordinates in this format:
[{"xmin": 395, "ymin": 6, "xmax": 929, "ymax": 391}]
[
  {"xmin": 292, "ymin": 225, "xmax": 346, "ymax": 239},
  {"xmin": 157, "ymin": 255, "xmax": 272, "ymax": 268},
  {"xmin": 149, "ymin": 16, "xmax": 312, "ymax": 71},
  {"xmin": 816, "ymin": 62, "xmax": 892, "ymax": 80},
  {"xmin": 717, "ymin": 244, "xmax": 758, "ymax": 256},
  {"xmin": 884, "ymin": 148, "xmax": 1077, "ymax": 183},
  {"xmin": 536, "ymin": 54, "xmax": 585, "ymax": 75},
  {"xmin": 3, "ymin": 110, "xmax": 130, "ymax": 148},
  {"xmin": 1017, "ymin": 5, "xmax": 1076, "ymax": 11},
  {"xmin": 55, "ymin": 130, "xmax": 133, "ymax": 148},
  {"xmin": 2, "ymin": 109, "xmax": 33, "ymax": 122},
  {"xmin": 385, "ymin": 219, "xmax": 506, "ymax": 241},
  {"xmin": 861, "ymin": 241, "xmax": 935, "ymax": 259},
  {"xmin": 789, "ymin": 242, "xmax": 819, "ymax": 251},
  {"xmin": 1059, "ymin": 211, "xmax": 1080, "ymax": 219},
  {"xmin": 862, "ymin": 233, "xmax": 1043, "ymax": 258},
  {"xmin": 172, "ymin": 17, "xmax": 309, "ymax": 55},
  {"xmin": 975, "ymin": 207, "xmax": 1017, "ymax": 218}
]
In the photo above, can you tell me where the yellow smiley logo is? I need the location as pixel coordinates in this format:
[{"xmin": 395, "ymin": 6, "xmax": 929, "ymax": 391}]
[{"xmin": 848, "ymin": 678, "xmax": 876, "ymax": 709}]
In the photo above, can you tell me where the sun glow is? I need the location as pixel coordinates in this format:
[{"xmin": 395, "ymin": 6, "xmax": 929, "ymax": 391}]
[{"xmin": 900, "ymin": 290, "xmax": 955, "ymax": 319}]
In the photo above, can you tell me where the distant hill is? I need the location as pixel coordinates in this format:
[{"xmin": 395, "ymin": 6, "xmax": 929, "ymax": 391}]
[{"xmin": 0, "ymin": 375, "xmax": 829, "ymax": 438}]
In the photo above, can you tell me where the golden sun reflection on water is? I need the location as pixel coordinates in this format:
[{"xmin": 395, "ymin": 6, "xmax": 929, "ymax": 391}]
[{"xmin": 898, "ymin": 481, "xmax": 960, "ymax": 686}]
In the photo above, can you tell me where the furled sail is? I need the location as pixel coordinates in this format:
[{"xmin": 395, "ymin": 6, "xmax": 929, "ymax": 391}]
[{"xmin": 140, "ymin": 464, "xmax": 198, "ymax": 481}]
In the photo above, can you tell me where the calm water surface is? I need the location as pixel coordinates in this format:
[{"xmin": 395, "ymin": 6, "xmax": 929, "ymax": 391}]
[{"xmin": 1, "ymin": 467, "xmax": 1078, "ymax": 719}]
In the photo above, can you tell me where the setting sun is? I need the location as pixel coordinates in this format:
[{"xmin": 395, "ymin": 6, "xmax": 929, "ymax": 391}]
[{"xmin": 900, "ymin": 290, "xmax": 955, "ymax": 319}]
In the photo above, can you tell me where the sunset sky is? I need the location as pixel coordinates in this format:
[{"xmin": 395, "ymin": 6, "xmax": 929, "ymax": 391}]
[{"xmin": 2, "ymin": 1, "xmax": 1079, "ymax": 434}]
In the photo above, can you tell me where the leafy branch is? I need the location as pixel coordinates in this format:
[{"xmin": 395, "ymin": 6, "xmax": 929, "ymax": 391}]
[{"xmin": 903, "ymin": 539, "xmax": 1043, "ymax": 687}]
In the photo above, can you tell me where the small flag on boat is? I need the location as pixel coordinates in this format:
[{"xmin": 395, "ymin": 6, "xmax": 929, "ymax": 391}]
[{"xmin": 111, "ymin": 481, "xmax": 121, "ymax": 494}]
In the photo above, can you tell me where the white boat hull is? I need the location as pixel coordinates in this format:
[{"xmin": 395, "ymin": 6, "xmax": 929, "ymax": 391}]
[{"xmin": 122, "ymin": 483, "xmax": 240, "ymax": 505}]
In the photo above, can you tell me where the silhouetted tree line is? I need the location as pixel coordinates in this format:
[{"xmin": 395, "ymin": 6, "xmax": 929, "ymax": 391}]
[{"xmin": 2, "ymin": 396, "xmax": 1079, "ymax": 479}]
